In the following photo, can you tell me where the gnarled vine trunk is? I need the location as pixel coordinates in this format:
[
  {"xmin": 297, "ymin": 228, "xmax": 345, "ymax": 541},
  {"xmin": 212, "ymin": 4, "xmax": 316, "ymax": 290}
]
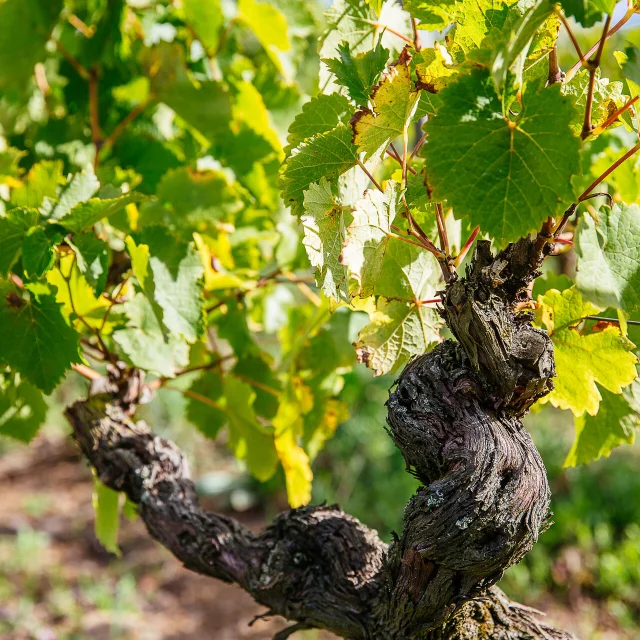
[{"xmin": 65, "ymin": 238, "xmax": 576, "ymax": 639}]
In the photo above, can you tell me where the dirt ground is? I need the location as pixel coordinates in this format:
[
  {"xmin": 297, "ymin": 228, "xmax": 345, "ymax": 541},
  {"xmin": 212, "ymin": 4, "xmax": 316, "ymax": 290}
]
[{"xmin": 0, "ymin": 435, "xmax": 632, "ymax": 640}]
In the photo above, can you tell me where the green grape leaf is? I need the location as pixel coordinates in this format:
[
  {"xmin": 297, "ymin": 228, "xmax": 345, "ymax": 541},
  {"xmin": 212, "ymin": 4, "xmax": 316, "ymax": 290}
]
[
  {"xmin": 92, "ymin": 477, "xmax": 121, "ymax": 556},
  {"xmin": 273, "ymin": 384, "xmax": 313, "ymax": 508},
  {"xmin": 575, "ymin": 204, "xmax": 640, "ymax": 313},
  {"xmin": 424, "ymin": 68, "xmax": 580, "ymax": 247},
  {"xmin": 182, "ymin": 0, "xmax": 224, "ymax": 54},
  {"xmin": 67, "ymin": 233, "xmax": 110, "ymax": 295},
  {"xmin": 47, "ymin": 165, "xmax": 100, "ymax": 221},
  {"xmin": 0, "ymin": 281, "xmax": 81, "ymax": 394},
  {"xmin": 223, "ymin": 376, "xmax": 279, "ymax": 482},
  {"xmin": 301, "ymin": 178, "xmax": 349, "ymax": 302},
  {"xmin": 112, "ymin": 294, "xmax": 190, "ymax": 377},
  {"xmin": 0, "ymin": 0, "xmax": 64, "ymax": 89},
  {"xmin": 323, "ymin": 40, "xmax": 389, "ymax": 106},
  {"xmin": 186, "ymin": 372, "xmax": 227, "ymax": 439},
  {"xmin": 560, "ymin": 0, "xmax": 616, "ymax": 28},
  {"xmin": 22, "ymin": 226, "xmax": 63, "ymax": 278},
  {"xmin": 127, "ymin": 230, "xmax": 204, "ymax": 343},
  {"xmin": 0, "ymin": 207, "xmax": 41, "ymax": 276},
  {"xmin": 56, "ymin": 192, "xmax": 146, "ymax": 233},
  {"xmin": 355, "ymin": 239, "xmax": 444, "ymax": 375},
  {"xmin": 46, "ymin": 256, "xmax": 113, "ymax": 333},
  {"xmin": 340, "ymin": 181, "xmax": 400, "ymax": 298},
  {"xmin": 280, "ymin": 123, "xmax": 358, "ymax": 217},
  {"xmin": 0, "ymin": 373, "xmax": 47, "ymax": 443},
  {"xmin": 352, "ymin": 48, "xmax": 420, "ymax": 161},
  {"xmin": 285, "ymin": 93, "xmax": 353, "ymax": 157},
  {"xmin": 536, "ymin": 286, "xmax": 638, "ymax": 416},
  {"xmin": 10, "ymin": 161, "xmax": 64, "ymax": 210},
  {"xmin": 565, "ymin": 386, "xmax": 638, "ymax": 467}
]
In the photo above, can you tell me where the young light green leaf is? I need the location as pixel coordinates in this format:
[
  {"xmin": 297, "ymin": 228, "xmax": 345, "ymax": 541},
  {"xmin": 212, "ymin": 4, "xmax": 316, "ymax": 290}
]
[
  {"xmin": 223, "ymin": 376, "xmax": 279, "ymax": 482},
  {"xmin": 323, "ymin": 41, "xmax": 389, "ymax": 106},
  {"xmin": 56, "ymin": 192, "xmax": 146, "ymax": 233},
  {"xmin": 112, "ymin": 294, "xmax": 190, "ymax": 377},
  {"xmin": 424, "ymin": 68, "xmax": 580, "ymax": 247},
  {"xmin": 238, "ymin": 0, "xmax": 291, "ymax": 53},
  {"xmin": 565, "ymin": 386, "xmax": 638, "ymax": 467},
  {"xmin": 0, "ymin": 373, "xmax": 47, "ymax": 443},
  {"xmin": 182, "ymin": 0, "xmax": 224, "ymax": 54},
  {"xmin": 576, "ymin": 204, "xmax": 640, "ymax": 313},
  {"xmin": 536, "ymin": 286, "xmax": 638, "ymax": 416},
  {"xmin": 0, "ymin": 207, "xmax": 40, "ymax": 276},
  {"xmin": 127, "ymin": 230, "xmax": 205, "ymax": 343},
  {"xmin": 352, "ymin": 48, "xmax": 420, "ymax": 161},
  {"xmin": 302, "ymin": 178, "xmax": 349, "ymax": 302},
  {"xmin": 92, "ymin": 476, "xmax": 121, "ymax": 556},
  {"xmin": 280, "ymin": 123, "xmax": 358, "ymax": 217},
  {"xmin": 47, "ymin": 165, "xmax": 100, "ymax": 221},
  {"xmin": 10, "ymin": 161, "xmax": 63, "ymax": 210},
  {"xmin": 340, "ymin": 181, "xmax": 400, "ymax": 297},
  {"xmin": 0, "ymin": 281, "xmax": 81, "ymax": 394}
]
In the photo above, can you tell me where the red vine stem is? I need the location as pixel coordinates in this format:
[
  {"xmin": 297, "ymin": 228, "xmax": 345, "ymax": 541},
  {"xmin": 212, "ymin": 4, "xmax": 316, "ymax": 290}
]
[
  {"xmin": 581, "ymin": 15, "xmax": 611, "ymax": 140},
  {"xmin": 455, "ymin": 226, "xmax": 480, "ymax": 267},
  {"xmin": 591, "ymin": 95, "xmax": 639, "ymax": 136},
  {"xmin": 579, "ymin": 141, "xmax": 640, "ymax": 201},
  {"xmin": 565, "ymin": 7, "xmax": 635, "ymax": 82}
]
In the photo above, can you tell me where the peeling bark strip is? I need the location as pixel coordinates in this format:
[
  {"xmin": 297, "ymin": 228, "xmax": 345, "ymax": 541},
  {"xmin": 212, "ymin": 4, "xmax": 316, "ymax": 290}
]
[{"xmin": 65, "ymin": 240, "xmax": 576, "ymax": 640}]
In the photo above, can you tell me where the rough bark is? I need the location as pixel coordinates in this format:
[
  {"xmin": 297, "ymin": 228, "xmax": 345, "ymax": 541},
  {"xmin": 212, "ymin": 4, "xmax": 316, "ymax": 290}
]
[{"xmin": 65, "ymin": 238, "xmax": 576, "ymax": 640}]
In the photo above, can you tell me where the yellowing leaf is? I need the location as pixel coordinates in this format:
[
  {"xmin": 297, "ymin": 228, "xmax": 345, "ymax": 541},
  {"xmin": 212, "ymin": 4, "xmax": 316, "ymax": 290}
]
[
  {"xmin": 352, "ymin": 47, "xmax": 420, "ymax": 161},
  {"xmin": 274, "ymin": 385, "xmax": 313, "ymax": 508},
  {"xmin": 537, "ymin": 287, "xmax": 638, "ymax": 416}
]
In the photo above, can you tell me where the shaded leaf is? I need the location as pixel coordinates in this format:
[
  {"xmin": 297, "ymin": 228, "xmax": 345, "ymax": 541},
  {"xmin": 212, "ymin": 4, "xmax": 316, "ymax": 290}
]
[
  {"xmin": 424, "ymin": 68, "xmax": 580, "ymax": 247},
  {"xmin": 0, "ymin": 281, "xmax": 81, "ymax": 394}
]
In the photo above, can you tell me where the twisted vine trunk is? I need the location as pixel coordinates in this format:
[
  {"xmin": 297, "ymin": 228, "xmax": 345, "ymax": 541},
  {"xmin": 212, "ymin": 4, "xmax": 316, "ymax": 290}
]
[{"xmin": 65, "ymin": 238, "xmax": 576, "ymax": 640}]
